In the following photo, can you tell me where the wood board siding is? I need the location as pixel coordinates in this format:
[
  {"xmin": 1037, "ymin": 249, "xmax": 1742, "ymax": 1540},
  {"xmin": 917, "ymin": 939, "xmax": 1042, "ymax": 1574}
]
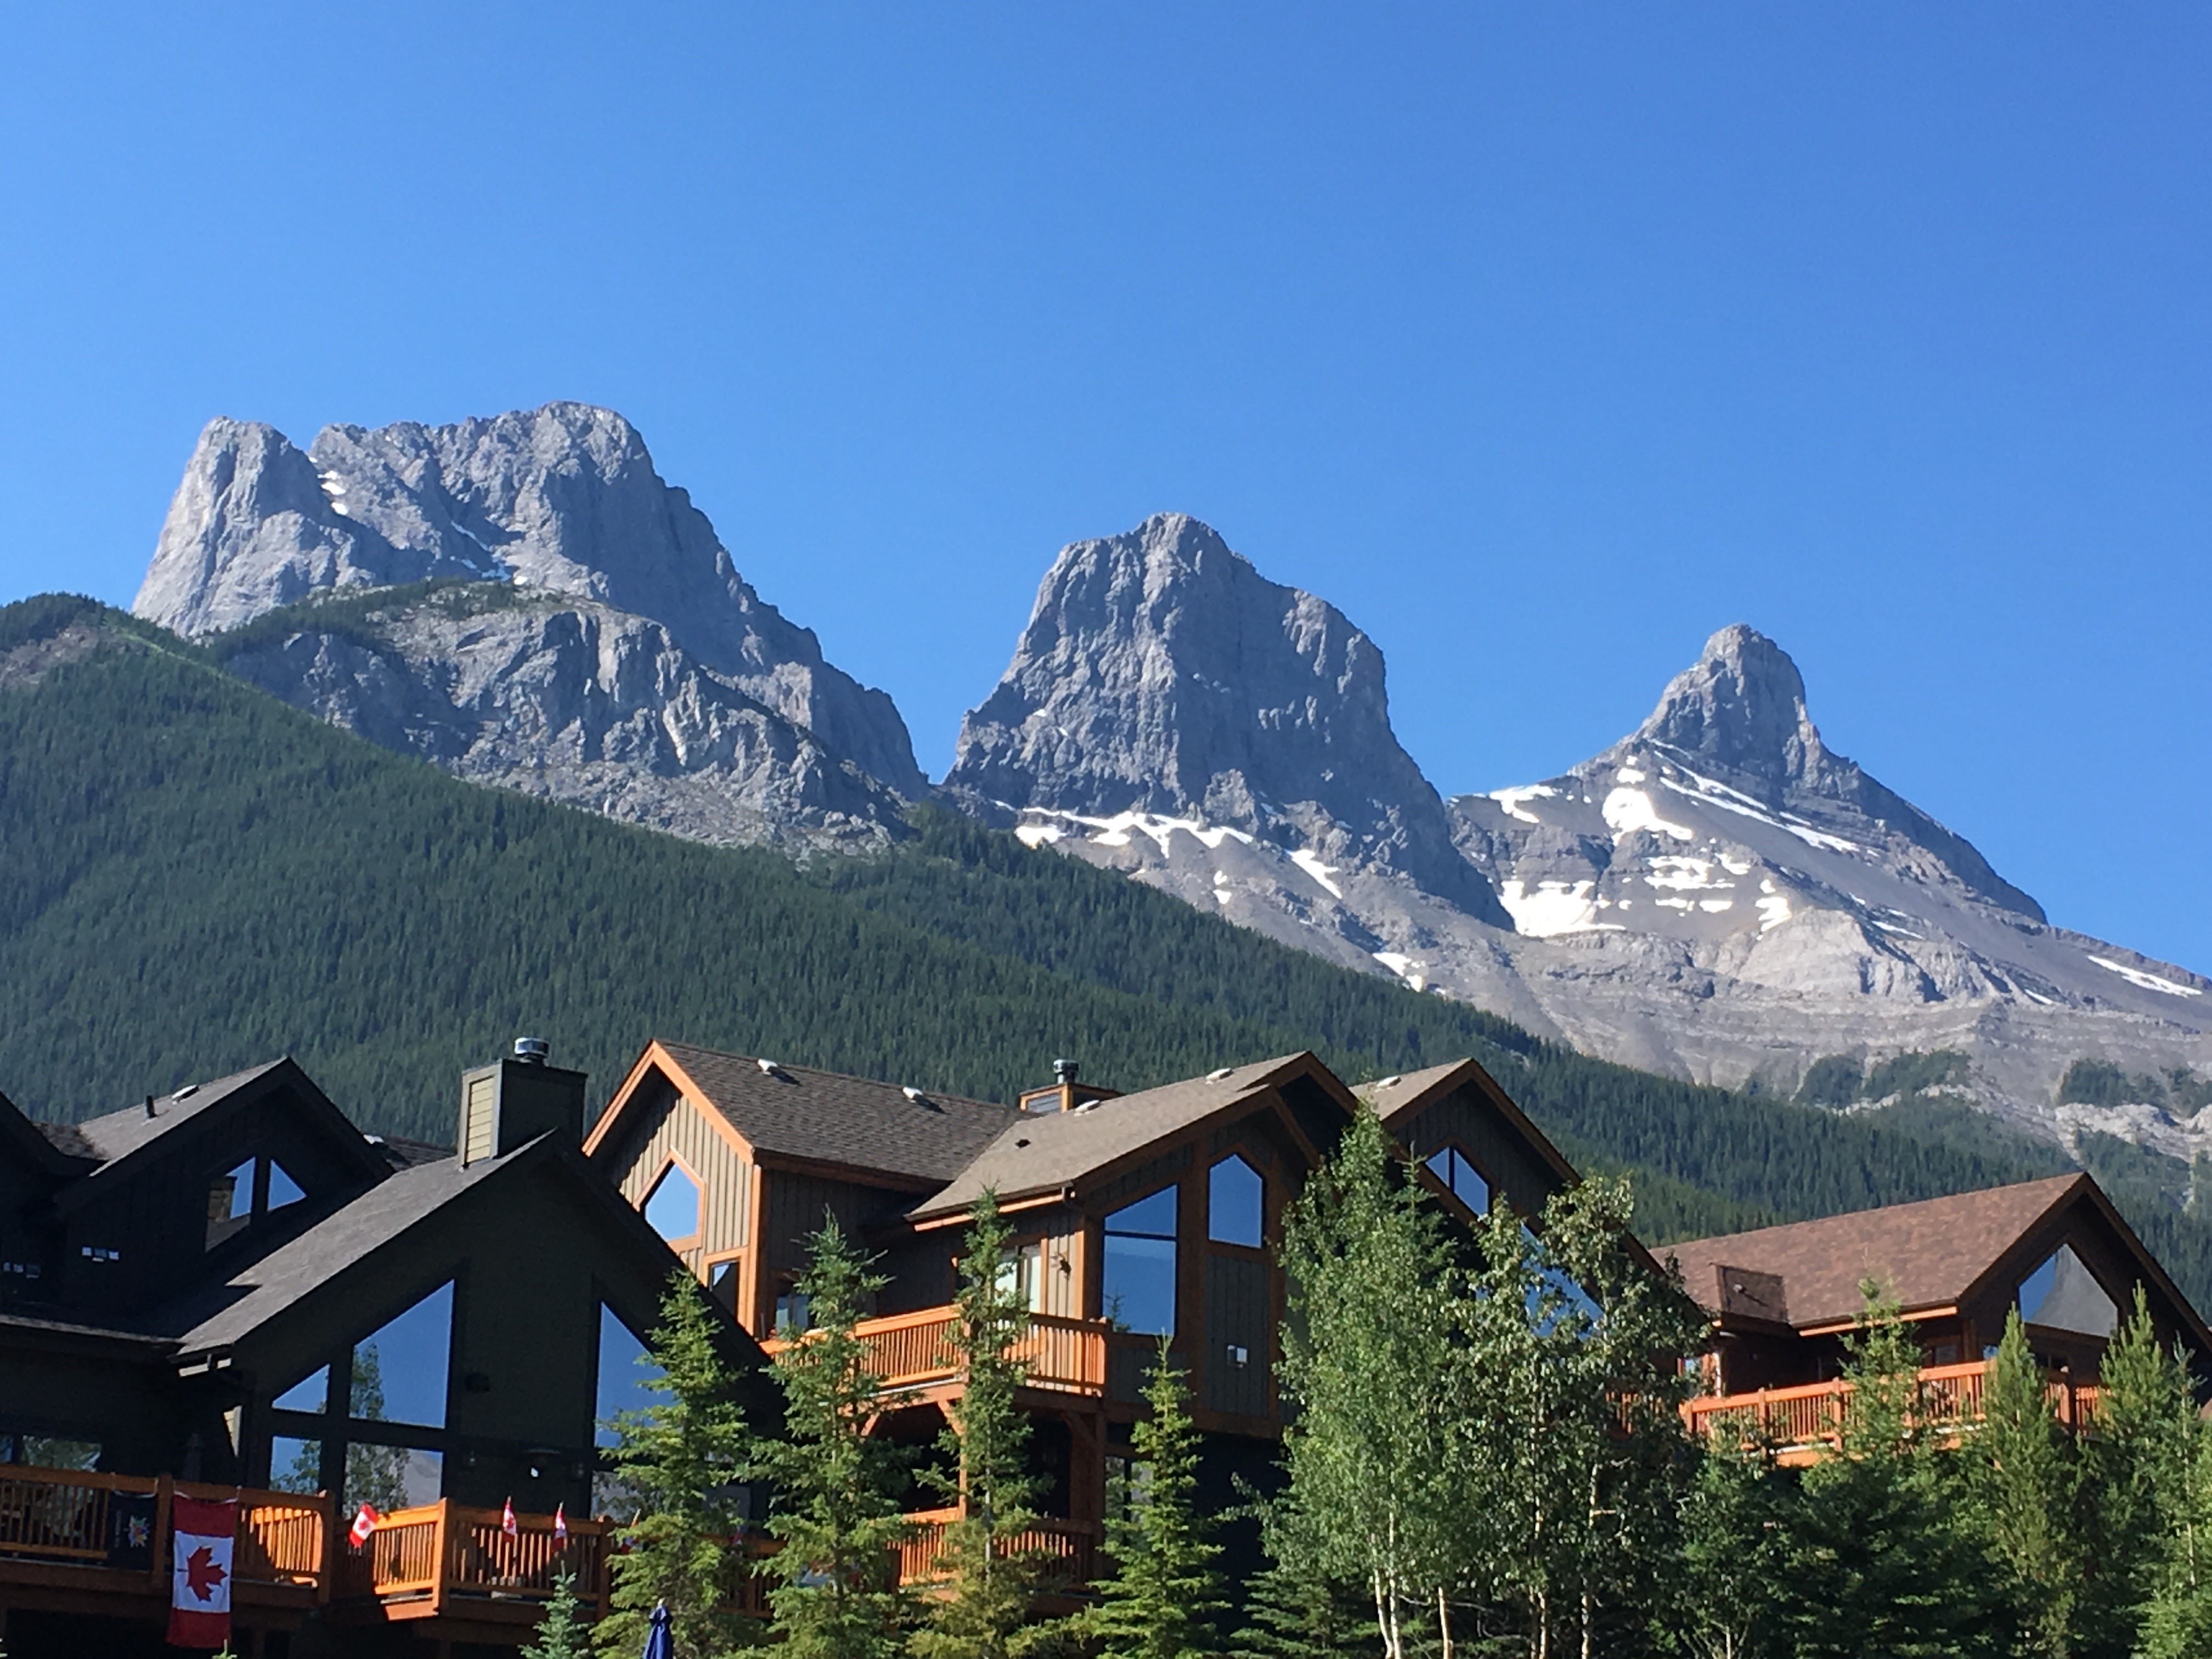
[
  {"xmin": 1393, "ymin": 1085, "xmax": 1566, "ymax": 1218},
  {"xmin": 1202, "ymin": 1253, "xmax": 1271, "ymax": 1418},
  {"xmin": 608, "ymin": 1087, "xmax": 749, "ymax": 1274}
]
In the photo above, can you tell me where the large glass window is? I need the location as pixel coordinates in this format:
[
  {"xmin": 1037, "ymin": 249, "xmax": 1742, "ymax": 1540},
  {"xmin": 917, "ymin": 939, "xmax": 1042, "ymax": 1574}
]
[
  {"xmin": 2018, "ymin": 1244, "xmax": 2120, "ymax": 1338},
  {"xmin": 352, "ymin": 1283, "xmax": 453, "ymax": 1429},
  {"xmin": 273, "ymin": 1365, "xmax": 328, "ymax": 1415},
  {"xmin": 1425, "ymin": 1147, "xmax": 1491, "ymax": 1215},
  {"xmin": 1208, "ymin": 1156, "xmax": 1264, "ymax": 1248},
  {"xmin": 1103, "ymin": 1188, "xmax": 1178, "ymax": 1336},
  {"xmin": 596, "ymin": 1304, "xmax": 669, "ymax": 1448},
  {"xmin": 269, "ymin": 1437, "xmax": 322, "ymax": 1495},
  {"xmin": 1522, "ymin": 1226, "xmax": 1602, "ymax": 1336},
  {"xmin": 267, "ymin": 1161, "xmax": 306, "ymax": 1210},
  {"xmin": 643, "ymin": 1162, "xmax": 702, "ymax": 1243}
]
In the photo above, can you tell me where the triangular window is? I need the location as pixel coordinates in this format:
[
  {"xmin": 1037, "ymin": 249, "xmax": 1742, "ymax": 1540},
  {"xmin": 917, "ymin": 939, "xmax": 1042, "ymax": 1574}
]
[
  {"xmin": 205, "ymin": 1159, "xmax": 256, "ymax": 1250},
  {"xmin": 267, "ymin": 1161, "xmax": 306, "ymax": 1210},
  {"xmin": 2018, "ymin": 1244, "xmax": 2119, "ymax": 1339},
  {"xmin": 1425, "ymin": 1146, "xmax": 1491, "ymax": 1215}
]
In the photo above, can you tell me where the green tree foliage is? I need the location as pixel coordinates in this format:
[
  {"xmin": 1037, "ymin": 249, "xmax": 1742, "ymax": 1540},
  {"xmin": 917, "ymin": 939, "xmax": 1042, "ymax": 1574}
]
[
  {"xmin": 1273, "ymin": 1105, "xmax": 1460, "ymax": 1659},
  {"xmin": 1966, "ymin": 1310, "xmax": 2083, "ymax": 1657},
  {"xmin": 1454, "ymin": 1178, "xmax": 1705, "ymax": 1657},
  {"xmin": 8, "ymin": 599, "xmax": 2196, "ymax": 1300},
  {"xmin": 911, "ymin": 1192, "xmax": 1047, "ymax": 1659},
  {"xmin": 1229, "ymin": 1553, "xmax": 1378, "ymax": 1659},
  {"xmin": 2083, "ymin": 1290, "xmax": 2201, "ymax": 1655},
  {"xmin": 600, "ymin": 1271, "xmax": 754, "ymax": 1659},
  {"xmin": 2058, "ymin": 1059, "xmax": 2166, "ymax": 1111},
  {"xmin": 1080, "ymin": 1342, "xmax": 1227, "ymax": 1659},
  {"xmin": 1795, "ymin": 1055, "xmax": 1863, "ymax": 1109},
  {"xmin": 753, "ymin": 1217, "xmax": 912, "ymax": 1659},
  {"xmin": 1661, "ymin": 1429, "xmax": 1799, "ymax": 1659},
  {"xmin": 523, "ymin": 1566, "xmax": 595, "ymax": 1659},
  {"xmin": 1783, "ymin": 1289, "xmax": 2003, "ymax": 1659}
]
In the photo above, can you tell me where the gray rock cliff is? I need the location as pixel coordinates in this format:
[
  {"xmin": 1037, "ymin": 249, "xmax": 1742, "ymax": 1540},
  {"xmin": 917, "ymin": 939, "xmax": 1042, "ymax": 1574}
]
[
  {"xmin": 946, "ymin": 512, "xmax": 1507, "ymax": 924},
  {"xmin": 138, "ymin": 403, "xmax": 924, "ymax": 801}
]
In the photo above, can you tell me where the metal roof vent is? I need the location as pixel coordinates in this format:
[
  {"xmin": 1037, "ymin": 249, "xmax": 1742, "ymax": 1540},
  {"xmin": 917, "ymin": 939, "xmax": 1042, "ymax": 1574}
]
[
  {"xmin": 1207, "ymin": 1068, "xmax": 1234, "ymax": 1083},
  {"xmin": 1378, "ymin": 1075, "xmax": 1401, "ymax": 1088},
  {"xmin": 902, "ymin": 1086, "xmax": 927, "ymax": 1103},
  {"xmin": 757, "ymin": 1057, "xmax": 782, "ymax": 1076},
  {"xmin": 514, "ymin": 1037, "xmax": 550, "ymax": 1066},
  {"xmin": 1052, "ymin": 1058, "xmax": 1079, "ymax": 1085}
]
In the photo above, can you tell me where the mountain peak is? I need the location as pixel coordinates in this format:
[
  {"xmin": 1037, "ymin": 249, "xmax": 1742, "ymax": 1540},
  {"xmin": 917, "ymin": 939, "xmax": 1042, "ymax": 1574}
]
[
  {"xmin": 949, "ymin": 514, "xmax": 1506, "ymax": 920},
  {"xmin": 1634, "ymin": 623, "xmax": 1830, "ymax": 797}
]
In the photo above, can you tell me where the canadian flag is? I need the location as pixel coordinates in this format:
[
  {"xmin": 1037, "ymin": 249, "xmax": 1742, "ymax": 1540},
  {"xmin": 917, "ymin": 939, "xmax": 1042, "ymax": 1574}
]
[
  {"xmin": 349, "ymin": 1503, "xmax": 382, "ymax": 1549},
  {"xmin": 553, "ymin": 1502, "xmax": 568, "ymax": 1544},
  {"xmin": 502, "ymin": 1496, "xmax": 518, "ymax": 1539},
  {"xmin": 168, "ymin": 1494, "xmax": 235, "ymax": 1649}
]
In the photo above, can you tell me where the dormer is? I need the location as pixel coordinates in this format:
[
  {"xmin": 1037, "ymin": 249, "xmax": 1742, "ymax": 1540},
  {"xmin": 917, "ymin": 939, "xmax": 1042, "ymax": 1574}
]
[
  {"xmin": 41, "ymin": 1059, "xmax": 392, "ymax": 1318},
  {"xmin": 1017, "ymin": 1058, "xmax": 1122, "ymax": 1116}
]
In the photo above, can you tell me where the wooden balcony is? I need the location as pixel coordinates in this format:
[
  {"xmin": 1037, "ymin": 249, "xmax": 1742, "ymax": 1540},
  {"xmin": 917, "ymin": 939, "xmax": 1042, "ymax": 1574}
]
[
  {"xmin": 332, "ymin": 1498, "xmax": 612, "ymax": 1627},
  {"xmin": 0, "ymin": 1465, "xmax": 326, "ymax": 1618},
  {"xmin": 1681, "ymin": 1359, "xmax": 2104, "ymax": 1464},
  {"xmin": 895, "ymin": 1506, "xmax": 1101, "ymax": 1592},
  {"xmin": 765, "ymin": 1307, "xmax": 1109, "ymax": 1397}
]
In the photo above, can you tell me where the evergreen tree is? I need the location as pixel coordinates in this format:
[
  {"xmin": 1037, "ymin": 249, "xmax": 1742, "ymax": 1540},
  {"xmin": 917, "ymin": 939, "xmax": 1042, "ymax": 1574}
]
[
  {"xmin": 2138, "ymin": 1415, "xmax": 2212, "ymax": 1658},
  {"xmin": 753, "ymin": 1216, "xmax": 912, "ymax": 1659},
  {"xmin": 1661, "ymin": 1427, "xmax": 1798, "ymax": 1659},
  {"xmin": 1081, "ymin": 1342, "xmax": 1227, "ymax": 1659},
  {"xmin": 2078, "ymin": 1288, "xmax": 2196, "ymax": 1654},
  {"xmin": 1230, "ymin": 1552, "xmax": 1378, "ymax": 1659},
  {"xmin": 599, "ymin": 1269, "xmax": 754, "ymax": 1659},
  {"xmin": 1274, "ymin": 1104, "xmax": 1463, "ymax": 1659},
  {"xmin": 1967, "ymin": 1308, "xmax": 2082, "ymax": 1657},
  {"xmin": 1782, "ymin": 1286, "xmax": 2001, "ymax": 1659},
  {"xmin": 911, "ymin": 1191, "xmax": 1046, "ymax": 1659},
  {"xmin": 523, "ymin": 1566, "xmax": 594, "ymax": 1659}
]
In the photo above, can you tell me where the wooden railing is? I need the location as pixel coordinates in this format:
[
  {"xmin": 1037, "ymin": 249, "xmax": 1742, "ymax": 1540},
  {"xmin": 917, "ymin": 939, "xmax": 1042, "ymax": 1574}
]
[
  {"xmin": 0, "ymin": 1466, "xmax": 326, "ymax": 1594},
  {"xmin": 1682, "ymin": 1361, "xmax": 2104, "ymax": 1460},
  {"xmin": 765, "ymin": 1307, "xmax": 1108, "ymax": 1396},
  {"xmin": 895, "ymin": 1506, "xmax": 1100, "ymax": 1590},
  {"xmin": 334, "ymin": 1499, "xmax": 612, "ymax": 1617}
]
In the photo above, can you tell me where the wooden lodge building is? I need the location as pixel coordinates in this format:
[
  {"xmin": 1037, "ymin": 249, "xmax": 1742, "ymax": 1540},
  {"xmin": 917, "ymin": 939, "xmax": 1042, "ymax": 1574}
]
[
  {"xmin": 7, "ymin": 1026, "xmax": 2212, "ymax": 1653},
  {"xmin": 0, "ymin": 1043, "xmax": 766, "ymax": 1659},
  {"xmin": 580, "ymin": 1044, "xmax": 1584, "ymax": 1590}
]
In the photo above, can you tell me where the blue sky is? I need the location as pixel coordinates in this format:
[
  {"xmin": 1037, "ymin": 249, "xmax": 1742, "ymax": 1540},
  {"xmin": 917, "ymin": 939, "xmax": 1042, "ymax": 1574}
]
[{"xmin": 2, "ymin": 6, "xmax": 2206, "ymax": 971}]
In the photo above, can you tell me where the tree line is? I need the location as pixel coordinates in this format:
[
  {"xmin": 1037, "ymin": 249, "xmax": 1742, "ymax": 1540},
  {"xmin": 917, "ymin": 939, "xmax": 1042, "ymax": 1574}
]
[
  {"xmin": 542, "ymin": 1110, "xmax": 2212, "ymax": 1659},
  {"xmin": 10, "ymin": 594, "xmax": 2200, "ymax": 1301}
]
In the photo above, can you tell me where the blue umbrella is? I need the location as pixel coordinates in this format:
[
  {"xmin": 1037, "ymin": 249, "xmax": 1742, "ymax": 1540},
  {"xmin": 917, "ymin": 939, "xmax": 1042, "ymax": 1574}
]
[{"xmin": 643, "ymin": 1599, "xmax": 674, "ymax": 1659}]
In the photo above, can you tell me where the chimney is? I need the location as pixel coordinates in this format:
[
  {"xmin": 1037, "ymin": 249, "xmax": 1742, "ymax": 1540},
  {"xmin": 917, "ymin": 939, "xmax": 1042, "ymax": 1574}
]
[
  {"xmin": 457, "ymin": 1039, "xmax": 587, "ymax": 1166},
  {"xmin": 1019, "ymin": 1057, "xmax": 1122, "ymax": 1115}
]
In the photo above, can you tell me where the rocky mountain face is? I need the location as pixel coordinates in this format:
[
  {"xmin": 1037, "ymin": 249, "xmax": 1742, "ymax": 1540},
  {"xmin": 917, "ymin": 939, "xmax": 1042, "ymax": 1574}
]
[
  {"xmin": 944, "ymin": 513, "xmax": 1510, "ymax": 951},
  {"xmin": 959, "ymin": 523, "xmax": 2212, "ymax": 1152},
  {"xmin": 137, "ymin": 405, "xmax": 923, "ymax": 847}
]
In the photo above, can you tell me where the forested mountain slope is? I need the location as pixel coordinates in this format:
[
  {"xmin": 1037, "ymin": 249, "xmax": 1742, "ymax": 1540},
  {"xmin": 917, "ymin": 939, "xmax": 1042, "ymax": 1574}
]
[{"xmin": 3, "ymin": 595, "xmax": 2205, "ymax": 1301}]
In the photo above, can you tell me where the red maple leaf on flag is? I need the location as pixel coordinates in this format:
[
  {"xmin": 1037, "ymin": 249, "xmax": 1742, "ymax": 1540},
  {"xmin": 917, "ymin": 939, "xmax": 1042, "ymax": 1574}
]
[{"xmin": 184, "ymin": 1543, "xmax": 228, "ymax": 1601}]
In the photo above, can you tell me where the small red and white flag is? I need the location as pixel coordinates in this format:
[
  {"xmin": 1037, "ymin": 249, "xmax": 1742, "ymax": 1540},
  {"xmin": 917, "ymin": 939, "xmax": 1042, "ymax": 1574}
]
[
  {"xmin": 348, "ymin": 1503, "xmax": 382, "ymax": 1549},
  {"xmin": 553, "ymin": 1502, "xmax": 568, "ymax": 1544},
  {"xmin": 502, "ymin": 1496, "xmax": 518, "ymax": 1539},
  {"xmin": 168, "ymin": 1494, "xmax": 235, "ymax": 1649}
]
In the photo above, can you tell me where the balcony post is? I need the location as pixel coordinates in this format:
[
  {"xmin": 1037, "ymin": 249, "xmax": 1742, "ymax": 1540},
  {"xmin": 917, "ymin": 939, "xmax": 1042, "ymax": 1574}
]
[
  {"xmin": 151, "ymin": 1473, "xmax": 174, "ymax": 1595},
  {"xmin": 432, "ymin": 1499, "xmax": 453, "ymax": 1617}
]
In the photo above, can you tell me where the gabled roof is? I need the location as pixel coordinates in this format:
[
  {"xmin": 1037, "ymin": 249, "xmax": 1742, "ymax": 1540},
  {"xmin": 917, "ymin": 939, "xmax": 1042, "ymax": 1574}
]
[
  {"xmin": 909, "ymin": 1052, "xmax": 1342, "ymax": 1221},
  {"xmin": 1664, "ymin": 1175, "xmax": 2114, "ymax": 1331},
  {"xmin": 1363, "ymin": 1056, "xmax": 1581, "ymax": 1186},
  {"xmin": 156, "ymin": 1128, "xmax": 768, "ymax": 1387},
  {"xmin": 50, "ymin": 1058, "xmax": 388, "ymax": 1205},
  {"xmin": 591, "ymin": 1041, "xmax": 1021, "ymax": 1187}
]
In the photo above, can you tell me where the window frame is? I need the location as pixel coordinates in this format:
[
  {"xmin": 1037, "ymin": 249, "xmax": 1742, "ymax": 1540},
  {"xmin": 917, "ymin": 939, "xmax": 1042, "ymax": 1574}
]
[
  {"xmin": 1206, "ymin": 1154, "xmax": 1267, "ymax": 1251},
  {"xmin": 640, "ymin": 1154, "xmax": 706, "ymax": 1252},
  {"xmin": 1101, "ymin": 1184, "xmax": 1181, "ymax": 1337},
  {"xmin": 1421, "ymin": 1143, "xmax": 1492, "ymax": 1218}
]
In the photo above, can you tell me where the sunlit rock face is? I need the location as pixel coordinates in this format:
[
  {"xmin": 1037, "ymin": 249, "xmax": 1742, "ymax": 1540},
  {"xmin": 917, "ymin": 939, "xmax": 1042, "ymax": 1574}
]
[{"xmin": 137, "ymin": 403, "xmax": 924, "ymax": 849}]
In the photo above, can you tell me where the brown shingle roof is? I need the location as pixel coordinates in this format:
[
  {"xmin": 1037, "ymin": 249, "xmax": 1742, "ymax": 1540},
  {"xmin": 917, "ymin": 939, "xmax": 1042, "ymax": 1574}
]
[
  {"xmin": 657, "ymin": 1043, "xmax": 1020, "ymax": 1186},
  {"xmin": 1663, "ymin": 1175, "xmax": 2086, "ymax": 1328},
  {"xmin": 909, "ymin": 1053, "xmax": 1319, "ymax": 1220}
]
